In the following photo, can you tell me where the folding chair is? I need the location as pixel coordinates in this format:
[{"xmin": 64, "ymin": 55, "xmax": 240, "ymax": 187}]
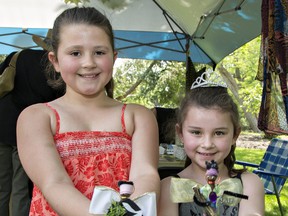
[{"xmin": 236, "ymin": 138, "xmax": 288, "ymax": 216}]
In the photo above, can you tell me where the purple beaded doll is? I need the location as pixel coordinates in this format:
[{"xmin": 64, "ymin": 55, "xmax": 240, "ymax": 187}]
[{"xmin": 205, "ymin": 160, "xmax": 219, "ymax": 208}]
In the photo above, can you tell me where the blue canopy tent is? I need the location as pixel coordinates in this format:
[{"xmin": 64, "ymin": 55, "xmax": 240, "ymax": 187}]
[
  {"xmin": 0, "ymin": 28, "xmax": 211, "ymax": 64},
  {"xmin": 0, "ymin": 0, "xmax": 261, "ymax": 67}
]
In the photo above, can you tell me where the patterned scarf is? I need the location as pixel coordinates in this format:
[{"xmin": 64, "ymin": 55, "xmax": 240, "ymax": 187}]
[{"xmin": 257, "ymin": 0, "xmax": 288, "ymax": 134}]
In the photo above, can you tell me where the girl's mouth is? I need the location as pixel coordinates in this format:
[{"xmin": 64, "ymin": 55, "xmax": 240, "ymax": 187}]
[
  {"xmin": 79, "ymin": 73, "xmax": 99, "ymax": 78},
  {"xmin": 198, "ymin": 152, "xmax": 216, "ymax": 156}
]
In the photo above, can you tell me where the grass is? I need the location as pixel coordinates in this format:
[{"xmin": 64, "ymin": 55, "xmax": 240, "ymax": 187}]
[{"xmin": 235, "ymin": 147, "xmax": 287, "ymax": 216}]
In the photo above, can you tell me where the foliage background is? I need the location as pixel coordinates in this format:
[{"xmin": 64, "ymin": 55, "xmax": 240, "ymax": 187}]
[{"xmin": 113, "ymin": 37, "xmax": 262, "ymax": 131}]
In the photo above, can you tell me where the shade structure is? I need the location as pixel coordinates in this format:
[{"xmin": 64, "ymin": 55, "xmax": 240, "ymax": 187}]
[{"xmin": 0, "ymin": 0, "xmax": 261, "ymax": 66}]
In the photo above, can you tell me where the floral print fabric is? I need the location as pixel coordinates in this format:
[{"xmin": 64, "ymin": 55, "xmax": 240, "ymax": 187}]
[{"xmin": 29, "ymin": 104, "xmax": 132, "ymax": 216}]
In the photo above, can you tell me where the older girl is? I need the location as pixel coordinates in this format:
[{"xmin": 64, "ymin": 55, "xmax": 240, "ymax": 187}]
[{"xmin": 17, "ymin": 7, "xmax": 160, "ymax": 216}]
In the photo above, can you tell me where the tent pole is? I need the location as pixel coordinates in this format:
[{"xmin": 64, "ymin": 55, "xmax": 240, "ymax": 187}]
[{"xmin": 185, "ymin": 36, "xmax": 197, "ymax": 93}]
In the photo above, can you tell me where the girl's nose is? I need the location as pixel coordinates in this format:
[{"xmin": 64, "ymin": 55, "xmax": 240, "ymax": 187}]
[
  {"xmin": 201, "ymin": 136, "xmax": 215, "ymax": 149},
  {"xmin": 83, "ymin": 54, "xmax": 97, "ymax": 68}
]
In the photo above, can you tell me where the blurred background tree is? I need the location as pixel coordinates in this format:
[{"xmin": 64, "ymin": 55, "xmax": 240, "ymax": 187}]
[
  {"xmin": 113, "ymin": 36, "xmax": 262, "ymax": 132},
  {"xmin": 114, "ymin": 60, "xmax": 187, "ymax": 108}
]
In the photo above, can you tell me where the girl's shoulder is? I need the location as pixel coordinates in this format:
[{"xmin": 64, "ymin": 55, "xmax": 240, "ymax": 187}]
[
  {"xmin": 125, "ymin": 103, "xmax": 152, "ymax": 112},
  {"xmin": 160, "ymin": 176, "xmax": 173, "ymax": 191},
  {"xmin": 161, "ymin": 176, "xmax": 174, "ymax": 183},
  {"xmin": 20, "ymin": 103, "xmax": 53, "ymax": 118},
  {"xmin": 124, "ymin": 103, "xmax": 156, "ymax": 119},
  {"xmin": 17, "ymin": 103, "xmax": 56, "ymax": 131},
  {"xmin": 240, "ymin": 171, "xmax": 263, "ymax": 186}
]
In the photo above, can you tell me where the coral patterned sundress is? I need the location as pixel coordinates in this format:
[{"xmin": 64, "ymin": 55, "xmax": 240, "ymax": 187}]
[{"xmin": 29, "ymin": 103, "xmax": 132, "ymax": 216}]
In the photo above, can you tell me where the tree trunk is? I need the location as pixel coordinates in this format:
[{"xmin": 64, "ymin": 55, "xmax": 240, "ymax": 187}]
[
  {"xmin": 218, "ymin": 65, "xmax": 260, "ymax": 132},
  {"xmin": 116, "ymin": 60, "xmax": 157, "ymax": 100}
]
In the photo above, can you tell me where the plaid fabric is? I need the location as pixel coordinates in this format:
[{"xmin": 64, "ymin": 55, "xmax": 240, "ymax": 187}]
[{"xmin": 255, "ymin": 138, "xmax": 288, "ymax": 194}]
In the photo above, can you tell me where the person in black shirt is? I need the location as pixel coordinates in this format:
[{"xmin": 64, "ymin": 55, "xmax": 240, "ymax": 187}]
[{"xmin": 0, "ymin": 49, "xmax": 63, "ymax": 216}]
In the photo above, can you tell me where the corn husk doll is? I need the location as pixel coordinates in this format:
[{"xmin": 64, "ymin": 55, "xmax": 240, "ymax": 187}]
[{"xmin": 89, "ymin": 180, "xmax": 157, "ymax": 216}]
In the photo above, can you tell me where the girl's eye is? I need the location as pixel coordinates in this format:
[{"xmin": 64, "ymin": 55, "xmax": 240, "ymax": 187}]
[
  {"xmin": 71, "ymin": 51, "xmax": 80, "ymax": 56},
  {"xmin": 215, "ymin": 131, "xmax": 225, "ymax": 136},
  {"xmin": 95, "ymin": 51, "xmax": 105, "ymax": 55},
  {"xmin": 190, "ymin": 130, "xmax": 201, "ymax": 135}
]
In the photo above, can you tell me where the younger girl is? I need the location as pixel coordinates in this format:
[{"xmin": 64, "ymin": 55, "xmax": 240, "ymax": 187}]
[
  {"xmin": 158, "ymin": 86, "xmax": 264, "ymax": 216},
  {"xmin": 17, "ymin": 7, "xmax": 160, "ymax": 216}
]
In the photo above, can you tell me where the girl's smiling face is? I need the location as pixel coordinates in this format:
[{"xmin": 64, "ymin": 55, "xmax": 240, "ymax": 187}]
[
  {"xmin": 177, "ymin": 106, "xmax": 237, "ymax": 170},
  {"xmin": 49, "ymin": 23, "xmax": 117, "ymax": 96}
]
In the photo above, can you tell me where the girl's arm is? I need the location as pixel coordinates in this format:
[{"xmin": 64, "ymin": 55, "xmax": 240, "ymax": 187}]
[
  {"xmin": 126, "ymin": 104, "xmax": 160, "ymax": 199},
  {"xmin": 158, "ymin": 177, "xmax": 178, "ymax": 216},
  {"xmin": 17, "ymin": 104, "xmax": 96, "ymax": 216},
  {"xmin": 238, "ymin": 172, "xmax": 265, "ymax": 216}
]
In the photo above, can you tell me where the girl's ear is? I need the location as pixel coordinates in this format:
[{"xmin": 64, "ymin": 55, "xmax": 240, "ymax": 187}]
[
  {"xmin": 48, "ymin": 51, "xmax": 60, "ymax": 73},
  {"xmin": 113, "ymin": 51, "xmax": 118, "ymax": 63},
  {"xmin": 175, "ymin": 123, "xmax": 183, "ymax": 143}
]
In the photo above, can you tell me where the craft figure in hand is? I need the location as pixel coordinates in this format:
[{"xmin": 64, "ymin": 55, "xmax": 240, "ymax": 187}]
[{"xmin": 90, "ymin": 180, "xmax": 156, "ymax": 215}]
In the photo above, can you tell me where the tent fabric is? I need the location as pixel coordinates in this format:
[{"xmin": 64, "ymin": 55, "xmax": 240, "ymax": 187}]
[
  {"xmin": 257, "ymin": 0, "xmax": 288, "ymax": 135},
  {"xmin": 154, "ymin": 0, "xmax": 262, "ymax": 64},
  {"xmin": 0, "ymin": 28, "xmax": 212, "ymax": 64},
  {"xmin": 0, "ymin": 0, "xmax": 261, "ymax": 66}
]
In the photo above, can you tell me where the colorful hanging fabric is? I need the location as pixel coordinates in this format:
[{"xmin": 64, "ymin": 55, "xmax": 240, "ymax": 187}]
[{"xmin": 257, "ymin": 0, "xmax": 288, "ymax": 134}]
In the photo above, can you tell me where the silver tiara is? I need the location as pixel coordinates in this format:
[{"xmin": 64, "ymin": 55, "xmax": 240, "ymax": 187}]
[{"xmin": 190, "ymin": 69, "xmax": 227, "ymax": 89}]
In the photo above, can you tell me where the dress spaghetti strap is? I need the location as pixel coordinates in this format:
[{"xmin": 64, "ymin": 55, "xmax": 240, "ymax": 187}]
[
  {"xmin": 45, "ymin": 103, "xmax": 127, "ymax": 135},
  {"xmin": 121, "ymin": 104, "xmax": 127, "ymax": 133},
  {"xmin": 45, "ymin": 103, "xmax": 60, "ymax": 135}
]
